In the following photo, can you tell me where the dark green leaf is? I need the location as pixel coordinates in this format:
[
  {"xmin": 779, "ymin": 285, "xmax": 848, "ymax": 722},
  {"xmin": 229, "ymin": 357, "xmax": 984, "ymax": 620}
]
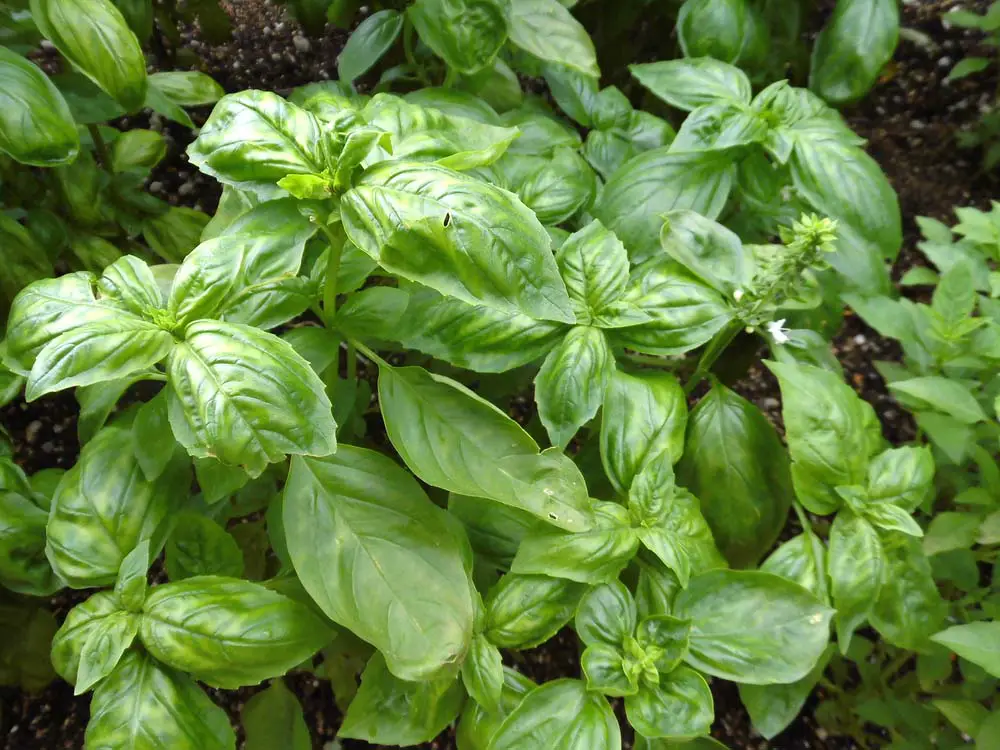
[
  {"xmin": 625, "ymin": 665, "xmax": 713, "ymax": 739},
  {"xmin": 485, "ymin": 574, "xmax": 584, "ymax": 649},
  {"xmin": 677, "ymin": 0, "xmax": 747, "ymax": 62},
  {"xmin": 243, "ymin": 679, "xmax": 311, "ymax": 750},
  {"xmin": 165, "ymin": 513, "xmax": 244, "ymax": 581},
  {"xmin": 338, "ymin": 9, "xmax": 404, "ymax": 82},
  {"xmin": 408, "ymin": 0, "xmax": 508, "ymax": 74},
  {"xmin": 462, "ymin": 634, "xmax": 504, "ymax": 714},
  {"xmin": 871, "ymin": 533, "xmax": 946, "ymax": 650},
  {"xmin": 575, "ymin": 580, "xmax": 636, "ymax": 647}
]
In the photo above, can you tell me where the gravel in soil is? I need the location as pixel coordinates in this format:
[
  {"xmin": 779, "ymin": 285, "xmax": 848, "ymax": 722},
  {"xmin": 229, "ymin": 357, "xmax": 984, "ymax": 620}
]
[{"xmin": 5, "ymin": 1, "xmax": 1000, "ymax": 748}]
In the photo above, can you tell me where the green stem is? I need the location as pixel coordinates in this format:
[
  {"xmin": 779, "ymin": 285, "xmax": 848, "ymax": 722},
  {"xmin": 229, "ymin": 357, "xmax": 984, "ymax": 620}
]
[
  {"xmin": 402, "ymin": 19, "xmax": 430, "ymax": 85},
  {"xmin": 880, "ymin": 650, "xmax": 913, "ymax": 687},
  {"xmin": 792, "ymin": 502, "xmax": 813, "ymax": 534},
  {"xmin": 88, "ymin": 124, "xmax": 110, "ymax": 170},
  {"xmin": 350, "ymin": 338, "xmax": 384, "ymax": 366},
  {"xmin": 442, "ymin": 65, "xmax": 458, "ymax": 89},
  {"xmin": 684, "ymin": 319, "xmax": 742, "ymax": 395},
  {"xmin": 319, "ymin": 223, "xmax": 343, "ymax": 325}
]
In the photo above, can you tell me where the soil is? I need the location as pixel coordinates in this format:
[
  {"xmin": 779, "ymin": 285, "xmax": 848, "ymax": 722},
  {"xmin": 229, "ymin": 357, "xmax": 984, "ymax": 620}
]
[{"xmin": 3, "ymin": 0, "xmax": 998, "ymax": 748}]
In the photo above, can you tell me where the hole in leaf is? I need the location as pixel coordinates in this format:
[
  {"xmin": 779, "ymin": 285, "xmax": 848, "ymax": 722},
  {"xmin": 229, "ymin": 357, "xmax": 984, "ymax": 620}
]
[{"xmin": 442, "ymin": 212, "xmax": 452, "ymax": 228}]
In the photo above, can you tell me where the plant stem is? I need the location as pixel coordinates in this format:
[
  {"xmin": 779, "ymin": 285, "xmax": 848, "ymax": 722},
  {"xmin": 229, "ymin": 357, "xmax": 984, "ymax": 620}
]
[
  {"xmin": 346, "ymin": 340, "xmax": 357, "ymax": 383},
  {"xmin": 792, "ymin": 501, "xmax": 813, "ymax": 533},
  {"xmin": 319, "ymin": 223, "xmax": 343, "ymax": 324},
  {"xmin": 88, "ymin": 124, "xmax": 110, "ymax": 170},
  {"xmin": 442, "ymin": 66, "xmax": 457, "ymax": 89},
  {"xmin": 684, "ymin": 319, "xmax": 742, "ymax": 394},
  {"xmin": 350, "ymin": 338, "xmax": 383, "ymax": 366},
  {"xmin": 402, "ymin": 19, "xmax": 429, "ymax": 85},
  {"xmin": 880, "ymin": 650, "xmax": 913, "ymax": 686}
]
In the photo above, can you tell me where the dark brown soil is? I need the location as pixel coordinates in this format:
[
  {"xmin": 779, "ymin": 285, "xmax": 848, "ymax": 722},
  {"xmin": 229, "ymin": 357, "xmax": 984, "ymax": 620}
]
[{"xmin": 4, "ymin": 0, "xmax": 999, "ymax": 748}]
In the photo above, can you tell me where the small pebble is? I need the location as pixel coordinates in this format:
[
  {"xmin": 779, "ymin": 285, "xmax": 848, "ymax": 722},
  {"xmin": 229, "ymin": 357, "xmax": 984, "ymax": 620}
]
[
  {"xmin": 293, "ymin": 35, "xmax": 311, "ymax": 53},
  {"xmin": 149, "ymin": 181, "xmax": 163, "ymax": 193},
  {"xmin": 25, "ymin": 420, "xmax": 42, "ymax": 445},
  {"xmin": 854, "ymin": 334, "xmax": 867, "ymax": 346},
  {"xmin": 41, "ymin": 442, "xmax": 54, "ymax": 454}
]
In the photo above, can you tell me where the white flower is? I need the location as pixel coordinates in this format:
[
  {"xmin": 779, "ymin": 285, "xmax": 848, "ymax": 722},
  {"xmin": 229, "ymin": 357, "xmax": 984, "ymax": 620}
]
[
  {"xmin": 733, "ymin": 288, "xmax": 744, "ymax": 302},
  {"xmin": 767, "ymin": 319, "xmax": 790, "ymax": 344}
]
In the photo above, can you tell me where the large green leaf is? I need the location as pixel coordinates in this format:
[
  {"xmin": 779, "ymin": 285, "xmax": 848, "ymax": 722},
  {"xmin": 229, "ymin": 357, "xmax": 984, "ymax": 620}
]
[
  {"xmin": 283, "ymin": 446, "xmax": 475, "ymax": 681},
  {"xmin": 166, "ymin": 320, "xmax": 337, "ymax": 478},
  {"xmin": 74, "ymin": 610, "xmax": 139, "ymax": 694},
  {"xmin": 399, "ymin": 289, "xmax": 566, "ymax": 373},
  {"xmin": 0, "ymin": 46, "xmax": 79, "ymax": 166},
  {"xmin": 677, "ymin": 0, "xmax": 747, "ymax": 63},
  {"xmin": 676, "ymin": 383, "xmax": 793, "ymax": 568},
  {"xmin": 931, "ymin": 623, "xmax": 1000, "ymax": 679},
  {"xmin": 165, "ymin": 513, "xmax": 244, "ymax": 581},
  {"xmin": 555, "ymin": 220, "xmax": 635, "ymax": 326},
  {"xmin": 495, "ymin": 147, "xmax": 597, "ymax": 225},
  {"xmin": 507, "ymin": 0, "xmax": 598, "ymax": 76},
  {"xmin": 30, "ymin": 0, "xmax": 147, "ymax": 111},
  {"xmin": 673, "ymin": 569, "xmax": 833, "ymax": 684},
  {"xmin": 139, "ymin": 576, "xmax": 333, "ymax": 688},
  {"xmin": 871, "ymin": 533, "xmax": 946, "ymax": 650},
  {"xmin": 337, "ymin": 9, "xmax": 404, "ymax": 82},
  {"xmin": 630, "ymin": 58, "xmax": 751, "ymax": 112},
  {"xmin": 594, "ymin": 148, "xmax": 735, "ymax": 263},
  {"xmin": 242, "ymin": 679, "xmax": 310, "ymax": 750},
  {"xmin": 341, "ymin": 653, "xmax": 464, "ymax": 744},
  {"xmin": 810, "ymin": 0, "xmax": 898, "ymax": 105},
  {"xmin": 408, "ymin": 0, "xmax": 509, "ymax": 74},
  {"xmin": 658, "ymin": 209, "xmax": 752, "ymax": 297},
  {"xmin": 485, "ymin": 574, "xmax": 584, "ymax": 648},
  {"xmin": 625, "ymin": 666, "xmax": 713, "ymax": 740},
  {"xmin": 828, "ymin": 511, "xmax": 883, "ymax": 651},
  {"xmin": 378, "ymin": 364, "xmax": 593, "ymax": 530},
  {"xmin": 342, "ymin": 160, "xmax": 574, "ymax": 323},
  {"xmin": 488, "ymin": 679, "xmax": 621, "ymax": 750},
  {"xmin": 760, "ymin": 533, "xmax": 828, "ymax": 603},
  {"xmin": 46, "ymin": 421, "xmax": 189, "ymax": 588},
  {"xmin": 85, "ymin": 651, "xmax": 236, "ymax": 750}
]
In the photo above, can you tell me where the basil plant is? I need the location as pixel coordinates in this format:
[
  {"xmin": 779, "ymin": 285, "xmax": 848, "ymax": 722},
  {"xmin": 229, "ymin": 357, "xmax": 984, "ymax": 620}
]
[
  {"xmin": 0, "ymin": 0, "xmax": 225, "ymax": 317},
  {"xmin": 0, "ymin": 41, "xmax": 911, "ymax": 745}
]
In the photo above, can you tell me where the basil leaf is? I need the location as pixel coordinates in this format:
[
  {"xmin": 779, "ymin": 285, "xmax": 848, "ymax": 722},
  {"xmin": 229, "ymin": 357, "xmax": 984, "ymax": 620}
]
[
  {"xmin": 496, "ymin": 147, "xmax": 597, "ymax": 225},
  {"xmin": 342, "ymin": 160, "xmax": 574, "ymax": 323},
  {"xmin": 511, "ymin": 501, "xmax": 638, "ymax": 583},
  {"xmin": 405, "ymin": 87, "xmax": 502, "ymax": 123},
  {"xmin": 399, "ymin": 288, "xmax": 566, "ymax": 373},
  {"xmin": 488, "ymin": 678, "xmax": 621, "ymax": 750},
  {"xmin": 187, "ymin": 91, "xmax": 326, "ymax": 193},
  {"xmin": 544, "ymin": 63, "xmax": 599, "ymax": 126},
  {"xmin": 535, "ymin": 326, "xmax": 614, "ymax": 449},
  {"xmin": 75, "ymin": 611, "xmax": 139, "ymax": 694},
  {"xmin": 131, "ymin": 391, "xmax": 176, "ymax": 482},
  {"xmin": 408, "ymin": 0, "xmax": 508, "ymax": 74},
  {"xmin": 673, "ymin": 569, "xmax": 833, "ymax": 684},
  {"xmin": 30, "ymin": 0, "xmax": 147, "ymax": 111},
  {"xmin": 139, "ymin": 575, "xmax": 333, "ymax": 688},
  {"xmin": 0, "ymin": 216, "xmax": 53, "ymax": 309},
  {"xmin": 148, "ymin": 71, "xmax": 224, "ymax": 106},
  {"xmin": 283, "ymin": 447, "xmax": 475, "ymax": 681},
  {"xmin": 677, "ymin": 0, "xmax": 747, "ymax": 62},
  {"xmin": 556, "ymin": 220, "xmax": 630, "ymax": 324},
  {"xmin": 485, "ymin": 574, "xmax": 584, "ymax": 649},
  {"xmin": 47, "ymin": 421, "xmax": 188, "ymax": 588},
  {"xmin": 828, "ymin": 511, "xmax": 883, "ymax": 651},
  {"xmin": 0, "ymin": 46, "xmax": 79, "ymax": 166},
  {"xmin": 612, "ymin": 259, "xmax": 733, "ymax": 356},
  {"xmin": 582, "ymin": 642, "xmax": 637, "ymax": 696},
  {"xmin": 625, "ymin": 665, "xmax": 713, "ymax": 740},
  {"xmin": 931, "ymin": 623, "xmax": 1000, "ymax": 679},
  {"xmin": 462, "ymin": 634, "xmax": 505, "ymax": 714},
  {"xmin": 594, "ymin": 148, "xmax": 735, "ymax": 264},
  {"xmin": 341, "ymin": 652, "xmax": 464, "ymax": 744},
  {"xmin": 242, "ymin": 679, "xmax": 311, "ymax": 750},
  {"xmin": 460, "ymin": 58, "xmax": 524, "ymax": 112},
  {"xmin": 85, "ymin": 650, "xmax": 236, "ymax": 750},
  {"xmin": 0, "ymin": 479, "xmax": 60, "ymax": 595},
  {"xmin": 166, "ymin": 320, "xmax": 337, "ymax": 478},
  {"xmin": 601, "ymin": 370, "xmax": 687, "ymax": 496},
  {"xmin": 501, "ymin": 108, "xmax": 581, "ymax": 154},
  {"xmin": 142, "ymin": 207, "xmax": 211, "ymax": 264},
  {"xmin": 635, "ymin": 555, "xmax": 682, "ymax": 621},
  {"xmin": 575, "ymin": 579, "xmax": 636, "ymax": 647},
  {"xmin": 866, "ymin": 445, "xmax": 935, "ymax": 513},
  {"xmin": 760, "ymin": 533, "xmax": 828, "ymax": 603},
  {"xmin": 378, "ymin": 363, "xmax": 593, "ymax": 530},
  {"xmin": 113, "ymin": 540, "xmax": 151, "ymax": 613},
  {"xmin": 676, "ymin": 382, "xmax": 793, "ymax": 568},
  {"xmin": 337, "ymin": 9, "xmax": 404, "ymax": 82},
  {"xmin": 457, "ymin": 667, "xmax": 537, "ymax": 750},
  {"xmin": 449, "ymin": 493, "xmax": 544, "ymax": 569},
  {"xmin": 810, "ymin": 0, "xmax": 898, "ymax": 105},
  {"xmin": 165, "ymin": 512, "xmax": 244, "ymax": 581},
  {"xmin": 637, "ymin": 615, "xmax": 691, "ymax": 674},
  {"xmin": 889, "ymin": 376, "xmax": 987, "ymax": 424},
  {"xmin": 871, "ymin": 533, "xmax": 946, "ymax": 650},
  {"xmin": 508, "ymin": 0, "xmax": 599, "ymax": 76},
  {"xmin": 659, "ymin": 209, "xmax": 752, "ymax": 297},
  {"xmin": 630, "ymin": 58, "xmax": 751, "ymax": 112},
  {"xmin": 51, "ymin": 592, "xmax": 118, "ymax": 684},
  {"xmin": 333, "ymin": 287, "xmax": 410, "ymax": 341}
]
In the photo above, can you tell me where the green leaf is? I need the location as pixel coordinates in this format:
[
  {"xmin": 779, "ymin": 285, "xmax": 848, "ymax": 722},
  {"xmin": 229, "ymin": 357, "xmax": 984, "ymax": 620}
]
[
  {"xmin": 165, "ymin": 512, "xmax": 244, "ymax": 581},
  {"xmin": 187, "ymin": 91, "xmax": 325, "ymax": 193},
  {"xmin": 333, "ymin": 286, "xmax": 410, "ymax": 340},
  {"xmin": 582, "ymin": 642, "xmax": 637, "ymax": 696},
  {"xmin": 866, "ymin": 445, "xmax": 934, "ymax": 512},
  {"xmin": 404, "ymin": 87, "xmax": 501, "ymax": 123},
  {"xmin": 934, "ymin": 699, "xmax": 989, "ymax": 736},
  {"xmin": 449, "ymin": 494, "xmax": 543, "ymax": 569},
  {"xmin": 487, "ymin": 679, "xmax": 621, "ymax": 750},
  {"xmin": 495, "ymin": 147, "xmax": 597, "ymax": 225},
  {"xmin": 30, "ymin": 0, "xmax": 147, "ymax": 111},
  {"xmin": 828, "ymin": 511, "xmax": 883, "ymax": 651},
  {"xmin": 535, "ymin": 326, "xmax": 614, "ymax": 449},
  {"xmin": 767, "ymin": 360, "xmax": 878, "ymax": 514},
  {"xmin": 462, "ymin": 634, "xmax": 505, "ymax": 714},
  {"xmin": 460, "ymin": 58, "xmax": 524, "ymax": 112},
  {"xmin": 0, "ymin": 600, "xmax": 59, "ymax": 693},
  {"xmin": 147, "ymin": 71, "xmax": 224, "ymax": 106},
  {"xmin": 51, "ymin": 592, "xmax": 119, "ymax": 684},
  {"xmin": 511, "ymin": 501, "xmax": 638, "ymax": 583},
  {"xmin": 594, "ymin": 148, "xmax": 735, "ymax": 264},
  {"xmin": 601, "ymin": 370, "xmax": 686, "ymax": 497},
  {"xmin": 0, "ymin": 476, "xmax": 60, "ymax": 596},
  {"xmin": 871, "ymin": 533, "xmax": 946, "ymax": 650},
  {"xmin": 132, "ymin": 392, "xmax": 175, "ymax": 482},
  {"xmin": 924, "ymin": 512, "xmax": 983, "ymax": 556},
  {"xmin": 611, "ymin": 259, "xmax": 733, "ymax": 356},
  {"xmin": 630, "ymin": 58, "xmax": 751, "ymax": 112},
  {"xmin": 243, "ymin": 680, "xmax": 310, "ymax": 750},
  {"xmin": 408, "ymin": 0, "xmax": 508, "ymax": 74},
  {"xmin": 338, "ymin": 9, "xmax": 404, "ymax": 82},
  {"xmin": 377, "ymin": 364, "xmax": 593, "ymax": 530},
  {"xmin": 673, "ymin": 569, "xmax": 833, "ymax": 684},
  {"xmin": 659, "ymin": 210, "xmax": 751, "ymax": 297},
  {"xmin": 933, "ymin": 260, "xmax": 977, "ymax": 328},
  {"xmin": 931, "ymin": 622, "xmax": 1000, "ymax": 678},
  {"xmin": 0, "ymin": 46, "xmax": 79, "ymax": 166},
  {"xmin": 457, "ymin": 667, "xmax": 536, "ymax": 750},
  {"xmin": 625, "ymin": 666, "xmax": 714, "ymax": 739},
  {"xmin": 485, "ymin": 574, "xmax": 584, "ymax": 649},
  {"xmin": 555, "ymin": 220, "xmax": 632, "ymax": 325},
  {"xmin": 341, "ymin": 652, "xmax": 464, "ymax": 744},
  {"xmin": 142, "ymin": 207, "xmax": 211, "ymax": 264},
  {"xmin": 85, "ymin": 650, "xmax": 236, "ymax": 750},
  {"xmin": 635, "ymin": 557, "xmax": 682, "ymax": 621},
  {"xmin": 342, "ymin": 160, "xmax": 574, "ymax": 323},
  {"xmin": 810, "ymin": 0, "xmax": 899, "ymax": 105},
  {"xmin": 575, "ymin": 580, "xmax": 636, "ymax": 647},
  {"xmin": 46, "ymin": 420, "xmax": 188, "ymax": 588},
  {"xmin": 110, "ymin": 129, "xmax": 166, "ymax": 174},
  {"xmin": 507, "ymin": 0, "xmax": 599, "ymax": 76},
  {"xmin": 166, "ymin": 320, "xmax": 337, "ymax": 478},
  {"xmin": 399, "ymin": 288, "xmax": 566, "ymax": 373},
  {"xmin": 677, "ymin": 0, "xmax": 747, "ymax": 62},
  {"xmin": 948, "ymin": 56, "xmax": 991, "ymax": 81},
  {"xmin": 677, "ymin": 383, "xmax": 794, "ymax": 568},
  {"xmin": 113, "ymin": 539, "xmax": 150, "ymax": 613},
  {"xmin": 139, "ymin": 576, "xmax": 333, "ymax": 688},
  {"xmin": 889, "ymin": 376, "xmax": 986, "ymax": 424},
  {"xmin": 75, "ymin": 611, "xmax": 138, "ymax": 694},
  {"xmin": 283, "ymin": 447, "xmax": 475, "ymax": 681}
]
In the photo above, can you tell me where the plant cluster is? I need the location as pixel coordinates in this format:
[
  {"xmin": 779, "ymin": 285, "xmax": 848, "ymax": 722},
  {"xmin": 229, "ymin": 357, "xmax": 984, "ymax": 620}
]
[{"xmin": 0, "ymin": 0, "xmax": 996, "ymax": 748}]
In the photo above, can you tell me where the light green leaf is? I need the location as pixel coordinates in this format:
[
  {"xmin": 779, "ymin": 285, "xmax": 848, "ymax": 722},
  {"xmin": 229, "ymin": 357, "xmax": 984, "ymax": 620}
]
[
  {"xmin": 342, "ymin": 160, "xmax": 574, "ymax": 323},
  {"xmin": 165, "ymin": 512, "xmax": 244, "ymax": 581},
  {"xmin": 575, "ymin": 579, "xmax": 636, "ymax": 647},
  {"xmin": 871, "ymin": 533, "xmax": 946, "ymax": 649},
  {"xmin": 485, "ymin": 574, "xmax": 584, "ymax": 649},
  {"xmin": 456, "ymin": 667, "xmax": 537, "ymax": 750},
  {"xmin": 582, "ymin": 643, "xmax": 637, "ymax": 697},
  {"xmin": 828, "ymin": 511, "xmax": 883, "ymax": 651},
  {"xmin": 139, "ymin": 576, "xmax": 333, "ymax": 688},
  {"xmin": 113, "ymin": 539, "xmax": 151, "ymax": 613},
  {"xmin": 888, "ymin": 376, "xmax": 987, "ymax": 424},
  {"xmin": 110, "ymin": 129, "xmax": 166, "ymax": 173},
  {"xmin": 51, "ymin": 592, "xmax": 119, "ymax": 684},
  {"xmin": 948, "ymin": 56, "xmax": 991, "ymax": 81},
  {"xmin": 761, "ymin": 533, "xmax": 828, "ymax": 603},
  {"xmin": 462, "ymin": 634, "xmax": 505, "ymax": 714},
  {"xmin": 132, "ymin": 391, "xmax": 175, "ymax": 482},
  {"xmin": 148, "ymin": 71, "xmax": 224, "ymax": 106},
  {"xmin": 931, "ymin": 622, "xmax": 1000, "ymax": 678},
  {"xmin": 243, "ymin": 680, "xmax": 311, "ymax": 750},
  {"xmin": 625, "ymin": 666, "xmax": 713, "ymax": 739},
  {"xmin": 556, "ymin": 220, "xmax": 631, "ymax": 325},
  {"xmin": 283, "ymin": 446, "xmax": 475, "ymax": 681},
  {"xmin": 659, "ymin": 210, "xmax": 751, "ymax": 297},
  {"xmin": 338, "ymin": 9, "xmax": 404, "ymax": 82},
  {"xmin": 408, "ymin": 0, "xmax": 509, "ymax": 74},
  {"xmin": 507, "ymin": 0, "xmax": 599, "ymax": 76},
  {"xmin": 495, "ymin": 146, "xmax": 597, "ymax": 225},
  {"xmin": 75, "ymin": 611, "xmax": 139, "ymax": 694},
  {"xmin": 630, "ymin": 57, "xmax": 751, "ymax": 112},
  {"xmin": 923, "ymin": 512, "xmax": 982, "ymax": 557}
]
